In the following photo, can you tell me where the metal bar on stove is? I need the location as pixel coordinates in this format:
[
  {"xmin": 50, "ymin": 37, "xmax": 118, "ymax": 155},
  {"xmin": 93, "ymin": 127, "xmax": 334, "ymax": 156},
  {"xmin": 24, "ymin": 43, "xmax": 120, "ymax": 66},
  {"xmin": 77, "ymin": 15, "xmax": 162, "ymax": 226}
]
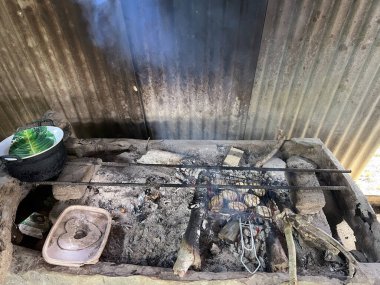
[
  {"xmin": 65, "ymin": 161, "xmax": 351, "ymax": 173},
  {"xmin": 23, "ymin": 181, "xmax": 348, "ymax": 191}
]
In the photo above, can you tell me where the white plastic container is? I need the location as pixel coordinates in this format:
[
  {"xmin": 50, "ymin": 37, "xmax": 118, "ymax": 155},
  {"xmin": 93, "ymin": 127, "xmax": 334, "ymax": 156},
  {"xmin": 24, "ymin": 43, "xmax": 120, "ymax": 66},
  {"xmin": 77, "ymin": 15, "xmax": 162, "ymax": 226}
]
[{"xmin": 42, "ymin": 205, "xmax": 111, "ymax": 267}]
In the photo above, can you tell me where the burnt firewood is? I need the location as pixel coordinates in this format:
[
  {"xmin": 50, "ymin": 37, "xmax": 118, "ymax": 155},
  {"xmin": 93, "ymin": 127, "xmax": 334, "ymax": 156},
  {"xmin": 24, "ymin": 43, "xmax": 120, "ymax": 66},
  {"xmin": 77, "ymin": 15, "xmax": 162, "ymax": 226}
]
[
  {"xmin": 284, "ymin": 219, "xmax": 297, "ymax": 285},
  {"xmin": 266, "ymin": 225, "xmax": 288, "ymax": 272},
  {"xmin": 218, "ymin": 220, "xmax": 240, "ymax": 243},
  {"xmin": 42, "ymin": 110, "xmax": 76, "ymax": 141},
  {"xmin": 255, "ymin": 130, "xmax": 286, "ymax": 168},
  {"xmin": 173, "ymin": 187, "xmax": 208, "ymax": 277},
  {"xmin": 277, "ymin": 209, "xmax": 358, "ymax": 279},
  {"xmin": 65, "ymin": 138, "xmax": 133, "ymax": 157}
]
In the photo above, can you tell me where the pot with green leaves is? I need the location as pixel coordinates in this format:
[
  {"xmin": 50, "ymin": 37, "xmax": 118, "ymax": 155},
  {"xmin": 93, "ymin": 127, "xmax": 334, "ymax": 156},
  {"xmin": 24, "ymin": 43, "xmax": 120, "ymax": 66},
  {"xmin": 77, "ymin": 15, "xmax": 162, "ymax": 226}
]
[{"xmin": 0, "ymin": 125, "xmax": 66, "ymax": 182}]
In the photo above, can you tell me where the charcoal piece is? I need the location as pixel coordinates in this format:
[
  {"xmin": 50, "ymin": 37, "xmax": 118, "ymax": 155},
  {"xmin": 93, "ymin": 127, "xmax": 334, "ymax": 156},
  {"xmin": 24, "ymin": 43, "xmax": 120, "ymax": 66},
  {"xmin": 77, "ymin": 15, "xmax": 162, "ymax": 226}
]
[{"xmin": 218, "ymin": 220, "xmax": 240, "ymax": 243}]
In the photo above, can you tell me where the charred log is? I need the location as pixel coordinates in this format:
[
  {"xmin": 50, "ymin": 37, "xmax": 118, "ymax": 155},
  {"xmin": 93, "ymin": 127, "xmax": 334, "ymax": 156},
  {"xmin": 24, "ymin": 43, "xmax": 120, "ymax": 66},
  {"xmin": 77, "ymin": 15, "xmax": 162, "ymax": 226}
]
[
  {"xmin": 173, "ymin": 187, "xmax": 208, "ymax": 277},
  {"xmin": 218, "ymin": 220, "xmax": 240, "ymax": 243},
  {"xmin": 266, "ymin": 226, "xmax": 288, "ymax": 272},
  {"xmin": 255, "ymin": 130, "xmax": 286, "ymax": 168}
]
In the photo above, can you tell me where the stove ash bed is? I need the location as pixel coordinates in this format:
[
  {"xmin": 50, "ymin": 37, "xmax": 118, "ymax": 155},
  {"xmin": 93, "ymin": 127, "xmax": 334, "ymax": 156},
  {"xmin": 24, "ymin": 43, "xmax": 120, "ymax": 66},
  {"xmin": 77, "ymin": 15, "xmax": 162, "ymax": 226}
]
[{"xmin": 0, "ymin": 138, "xmax": 379, "ymax": 285}]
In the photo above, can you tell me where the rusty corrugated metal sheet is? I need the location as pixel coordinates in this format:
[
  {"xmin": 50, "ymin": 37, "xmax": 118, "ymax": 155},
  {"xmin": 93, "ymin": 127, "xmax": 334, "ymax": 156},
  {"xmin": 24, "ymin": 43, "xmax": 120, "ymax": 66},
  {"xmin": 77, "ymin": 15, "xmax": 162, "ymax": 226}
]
[
  {"xmin": 0, "ymin": 0, "xmax": 379, "ymax": 178},
  {"xmin": 244, "ymin": 0, "xmax": 380, "ymax": 178},
  {"xmin": 0, "ymin": 0, "xmax": 268, "ymax": 140},
  {"xmin": 122, "ymin": 0, "xmax": 268, "ymax": 140},
  {"xmin": 0, "ymin": 0, "xmax": 147, "ymax": 139}
]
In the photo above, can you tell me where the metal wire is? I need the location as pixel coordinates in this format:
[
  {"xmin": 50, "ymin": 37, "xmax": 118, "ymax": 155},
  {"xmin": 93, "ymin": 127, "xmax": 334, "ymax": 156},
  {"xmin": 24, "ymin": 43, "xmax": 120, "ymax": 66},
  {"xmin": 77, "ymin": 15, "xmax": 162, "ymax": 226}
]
[
  {"xmin": 65, "ymin": 161, "xmax": 351, "ymax": 173},
  {"xmin": 239, "ymin": 218, "xmax": 261, "ymax": 274},
  {"xmin": 23, "ymin": 180, "xmax": 348, "ymax": 191}
]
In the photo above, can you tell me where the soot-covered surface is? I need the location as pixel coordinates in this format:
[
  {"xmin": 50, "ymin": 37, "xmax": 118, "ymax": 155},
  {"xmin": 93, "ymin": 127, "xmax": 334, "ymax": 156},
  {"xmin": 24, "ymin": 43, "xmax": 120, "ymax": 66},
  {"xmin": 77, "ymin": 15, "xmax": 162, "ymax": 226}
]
[{"xmin": 16, "ymin": 142, "xmax": 351, "ymax": 277}]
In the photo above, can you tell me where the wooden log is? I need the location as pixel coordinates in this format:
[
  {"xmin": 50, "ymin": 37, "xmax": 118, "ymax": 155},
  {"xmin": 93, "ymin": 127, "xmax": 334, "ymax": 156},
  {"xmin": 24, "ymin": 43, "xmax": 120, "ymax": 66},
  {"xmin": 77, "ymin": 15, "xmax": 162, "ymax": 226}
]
[
  {"xmin": 64, "ymin": 138, "xmax": 134, "ymax": 157},
  {"xmin": 266, "ymin": 225, "xmax": 288, "ymax": 272},
  {"xmin": 284, "ymin": 219, "xmax": 297, "ymax": 285},
  {"xmin": 288, "ymin": 213, "xmax": 358, "ymax": 278},
  {"xmin": 218, "ymin": 220, "xmax": 240, "ymax": 243},
  {"xmin": 42, "ymin": 110, "xmax": 76, "ymax": 141},
  {"xmin": 255, "ymin": 130, "xmax": 286, "ymax": 168},
  {"xmin": 173, "ymin": 187, "xmax": 208, "ymax": 277}
]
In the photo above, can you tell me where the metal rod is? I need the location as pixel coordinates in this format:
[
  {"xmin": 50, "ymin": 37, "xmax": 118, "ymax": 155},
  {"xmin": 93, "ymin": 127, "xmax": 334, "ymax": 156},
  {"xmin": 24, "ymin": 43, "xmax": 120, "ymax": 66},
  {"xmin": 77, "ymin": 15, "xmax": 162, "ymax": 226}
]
[
  {"xmin": 23, "ymin": 181, "xmax": 348, "ymax": 191},
  {"xmin": 65, "ymin": 161, "xmax": 351, "ymax": 173}
]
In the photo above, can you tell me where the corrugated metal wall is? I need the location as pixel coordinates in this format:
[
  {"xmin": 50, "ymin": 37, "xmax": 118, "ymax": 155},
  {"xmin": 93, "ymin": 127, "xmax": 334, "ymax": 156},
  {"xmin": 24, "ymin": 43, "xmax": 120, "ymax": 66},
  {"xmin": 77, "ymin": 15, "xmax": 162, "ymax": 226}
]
[
  {"xmin": 0, "ymin": 0, "xmax": 147, "ymax": 138},
  {"xmin": 122, "ymin": 0, "xmax": 267, "ymax": 140},
  {"xmin": 245, "ymin": 0, "xmax": 380, "ymax": 177},
  {"xmin": 0, "ymin": 0, "xmax": 379, "ymax": 178}
]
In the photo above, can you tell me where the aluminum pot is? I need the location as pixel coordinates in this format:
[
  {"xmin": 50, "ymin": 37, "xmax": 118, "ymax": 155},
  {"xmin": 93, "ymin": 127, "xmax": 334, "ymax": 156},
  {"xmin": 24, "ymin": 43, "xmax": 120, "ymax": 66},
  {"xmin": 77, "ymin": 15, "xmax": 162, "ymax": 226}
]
[{"xmin": 0, "ymin": 120, "xmax": 66, "ymax": 182}]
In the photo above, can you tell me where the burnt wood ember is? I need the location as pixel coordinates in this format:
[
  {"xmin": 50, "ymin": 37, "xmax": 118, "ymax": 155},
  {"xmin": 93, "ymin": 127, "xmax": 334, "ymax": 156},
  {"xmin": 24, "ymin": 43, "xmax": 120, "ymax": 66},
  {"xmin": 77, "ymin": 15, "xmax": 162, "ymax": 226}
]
[
  {"xmin": 255, "ymin": 130, "xmax": 286, "ymax": 168},
  {"xmin": 173, "ymin": 186, "xmax": 208, "ymax": 277},
  {"xmin": 277, "ymin": 210, "xmax": 358, "ymax": 278},
  {"xmin": 266, "ymin": 230, "xmax": 288, "ymax": 272},
  {"xmin": 218, "ymin": 220, "xmax": 240, "ymax": 242}
]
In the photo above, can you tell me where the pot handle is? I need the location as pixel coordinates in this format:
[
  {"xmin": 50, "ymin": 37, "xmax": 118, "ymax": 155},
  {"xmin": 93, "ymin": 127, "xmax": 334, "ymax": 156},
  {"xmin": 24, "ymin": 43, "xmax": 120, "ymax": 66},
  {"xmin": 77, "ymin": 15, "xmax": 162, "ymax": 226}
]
[
  {"xmin": 16, "ymin": 119, "xmax": 55, "ymax": 132},
  {"xmin": 35, "ymin": 119, "xmax": 55, "ymax": 127},
  {"xmin": 0, "ymin": 155, "xmax": 22, "ymax": 165}
]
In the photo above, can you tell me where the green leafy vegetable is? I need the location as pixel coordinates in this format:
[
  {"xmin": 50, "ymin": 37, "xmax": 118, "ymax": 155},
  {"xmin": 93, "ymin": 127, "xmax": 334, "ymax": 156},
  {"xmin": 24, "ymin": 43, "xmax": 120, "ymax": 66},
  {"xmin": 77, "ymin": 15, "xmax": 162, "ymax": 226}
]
[{"xmin": 9, "ymin": 126, "xmax": 55, "ymax": 158}]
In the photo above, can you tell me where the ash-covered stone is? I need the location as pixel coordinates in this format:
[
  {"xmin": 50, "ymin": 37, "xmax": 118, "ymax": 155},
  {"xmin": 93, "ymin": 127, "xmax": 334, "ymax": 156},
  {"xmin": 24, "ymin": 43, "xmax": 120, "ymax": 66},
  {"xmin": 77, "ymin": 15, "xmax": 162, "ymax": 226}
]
[
  {"xmin": 262, "ymin": 158, "xmax": 291, "ymax": 208},
  {"xmin": 263, "ymin": 158, "xmax": 287, "ymax": 182},
  {"xmin": 137, "ymin": 150, "xmax": 183, "ymax": 164}
]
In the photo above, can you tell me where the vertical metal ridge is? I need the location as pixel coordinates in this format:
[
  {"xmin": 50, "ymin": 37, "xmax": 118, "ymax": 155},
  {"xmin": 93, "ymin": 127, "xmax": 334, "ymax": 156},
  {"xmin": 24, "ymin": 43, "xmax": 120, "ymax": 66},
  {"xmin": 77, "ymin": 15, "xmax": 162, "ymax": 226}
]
[
  {"xmin": 314, "ymin": 0, "xmax": 374, "ymax": 140},
  {"xmin": 246, "ymin": 0, "xmax": 380, "ymax": 177},
  {"xmin": 27, "ymin": 1, "xmax": 83, "ymax": 120},
  {"xmin": 261, "ymin": 0, "xmax": 303, "ymax": 140},
  {"xmin": 276, "ymin": 0, "xmax": 318, "ymax": 136},
  {"xmin": 299, "ymin": 0, "xmax": 354, "ymax": 138},
  {"xmin": 264, "ymin": 0, "xmax": 316, "ymax": 140},
  {"xmin": 0, "ymin": 5, "xmax": 47, "ymax": 121},
  {"xmin": 286, "ymin": 0, "xmax": 338, "ymax": 138},
  {"xmin": 43, "ymin": 1, "xmax": 92, "ymax": 123},
  {"xmin": 14, "ymin": 1, "xmax": 79, "ymax": 121},
  {"xmin": 0, "ymin": 3, "xmax": 42, "ymax": 126},
  {"xmin": 348, "ymin": 122, "xmax": 380, "ymax": 175},
  {"xmin": 0, "ymin": 0, "xmax": 378, "ymax": 177},
  {"xmin": 333, "ymin": 48, "xmax": 380, "ymax": 159},
  {"xmin": 57, "ymin": 0, "xmax": 111, "ymax": 125},
  {"xmin": 256, "ymin": 0, "xmax": 289, "ymax": 140},
  {"xmin": 243, "ymin": 0, "xmax": 276, "ymax": 140},
  {"xmin": 2, "ymin": 1, "xmax": 69, "ymax": 121},
  {"xmin": 325, "ymin": 23, "xmax": 380, "ymax": 149},
  {"xmin": 340, "ymin": 66, "xmax": 380, "ymax": 165}
]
